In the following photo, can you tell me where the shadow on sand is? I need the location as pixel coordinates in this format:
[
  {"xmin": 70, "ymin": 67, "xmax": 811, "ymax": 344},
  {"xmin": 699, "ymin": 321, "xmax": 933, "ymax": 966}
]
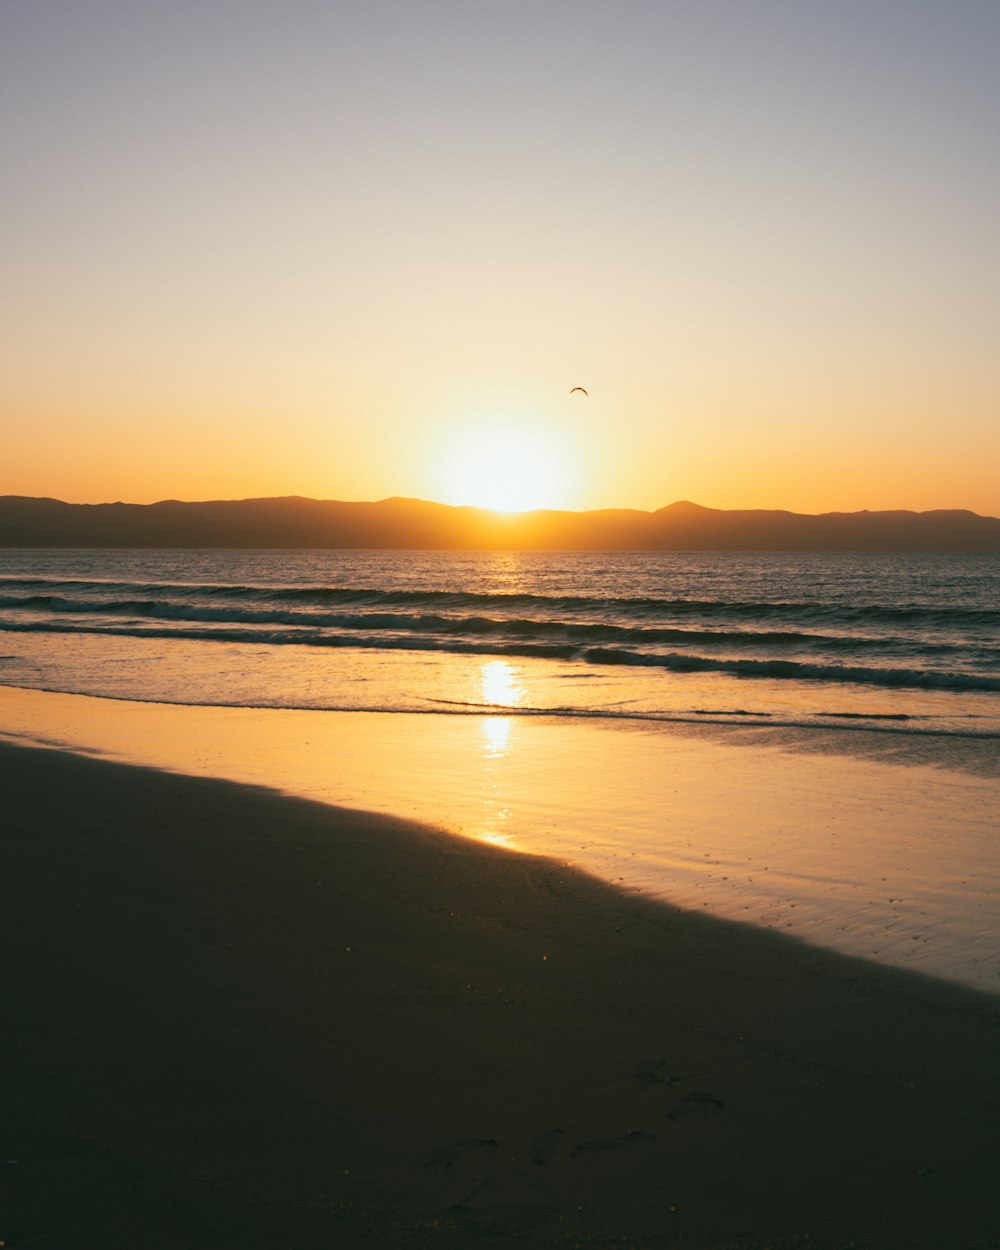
[{"xmin": 3, "ymin": 743, "xmax": 998, "ymax": 1249}]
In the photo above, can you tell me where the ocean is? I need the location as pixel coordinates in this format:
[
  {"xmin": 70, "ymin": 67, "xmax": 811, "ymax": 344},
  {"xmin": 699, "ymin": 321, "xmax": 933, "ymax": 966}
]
[
  {"xmin": 1, "ymin": 547, "xmax": 999, "ymax": 733},
  {"xmin": 2, "ymin": 547, "xmax": 999, "ymax": 991}
]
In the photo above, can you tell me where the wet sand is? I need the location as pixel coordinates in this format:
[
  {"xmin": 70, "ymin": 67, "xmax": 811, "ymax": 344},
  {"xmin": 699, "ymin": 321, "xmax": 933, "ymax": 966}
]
[
  {"xmin": 3, "ymin": 740, "xmax": 1000, "ymax": 1249},
  {"xmin": 4, "ymin": 685, "xmax": 1000, "ymax": 992}
]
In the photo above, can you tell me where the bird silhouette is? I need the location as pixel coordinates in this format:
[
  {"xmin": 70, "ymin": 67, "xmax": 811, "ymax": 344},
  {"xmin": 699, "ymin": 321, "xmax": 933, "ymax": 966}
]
[{"xmin": 569, "ymin": 386, "xmax": 589, "ymax": 396}]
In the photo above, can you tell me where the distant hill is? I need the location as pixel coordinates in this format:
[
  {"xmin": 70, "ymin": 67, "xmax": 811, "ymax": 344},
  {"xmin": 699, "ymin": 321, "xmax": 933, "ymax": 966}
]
[{"xmin": 1, "ymin": 494, "xmax": 999, "ymax": 552}]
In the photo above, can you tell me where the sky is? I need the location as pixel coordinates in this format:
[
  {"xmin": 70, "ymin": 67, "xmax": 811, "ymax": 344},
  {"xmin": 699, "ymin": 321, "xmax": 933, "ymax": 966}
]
[{"xmin": 3, "ymin": 0, "xmax": 999, "ymax": 515}]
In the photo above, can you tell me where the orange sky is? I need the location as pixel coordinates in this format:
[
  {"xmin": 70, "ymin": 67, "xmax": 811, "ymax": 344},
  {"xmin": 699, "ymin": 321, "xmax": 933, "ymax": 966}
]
[{"xmin": 3, "ymin": 2, "xmax": 999, "ymax": 517}]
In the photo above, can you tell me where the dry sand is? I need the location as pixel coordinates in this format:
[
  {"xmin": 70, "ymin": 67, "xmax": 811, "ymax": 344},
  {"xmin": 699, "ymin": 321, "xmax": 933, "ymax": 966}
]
[{"xmin": 3, "ymin": 741, "xmax": 999, "ymax": 1249}]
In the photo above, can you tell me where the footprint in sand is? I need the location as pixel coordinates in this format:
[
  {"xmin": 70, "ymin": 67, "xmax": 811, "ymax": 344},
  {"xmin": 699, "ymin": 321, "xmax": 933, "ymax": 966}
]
[
  {"xmin": 531, "ymin": 1128, "xmax": 563, "ymax": 1166},
  {"xmin": 571, "ymin": 1130, "xmax": 656, "ymax": 1157},
  {"xmin": 633, "ymin": 1059, "xmax": 685, "ymax": 1088},
  {"xmin": 422, "ymin": 1138, "xmax": 498, "ymax": 1169},
  {"xmin": 668, "ymin": 1091, "xmax": 724, "ymax": 1120}
]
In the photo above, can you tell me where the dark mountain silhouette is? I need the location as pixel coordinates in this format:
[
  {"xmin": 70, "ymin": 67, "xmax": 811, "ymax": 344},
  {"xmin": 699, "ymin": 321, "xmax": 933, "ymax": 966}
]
[{"xmin": 1, "ymin": 494, "xmax": 999, "ymax": 551}]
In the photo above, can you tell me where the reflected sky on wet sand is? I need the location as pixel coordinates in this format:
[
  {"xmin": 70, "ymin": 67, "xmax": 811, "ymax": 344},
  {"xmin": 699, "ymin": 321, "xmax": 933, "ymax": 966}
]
[{"xmin": 3, "ymin": 684, "xmax": 999, "ymax": 994}]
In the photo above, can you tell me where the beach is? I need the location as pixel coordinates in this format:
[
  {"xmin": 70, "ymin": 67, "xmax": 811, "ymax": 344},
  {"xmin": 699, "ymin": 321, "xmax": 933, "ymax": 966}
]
[
  {"xmin": 6, "ymin": 0, "xmax": 1000, "ymax": 1239},
  {"xmin": 4, "ymin": 737, "xmax": 1000, "ymax": 1249},
  {"xmin": 3, "ymin": 547, "xmax": 1000, "ymax": 1247},
  {"xmin": 3, "ymin": 684, "xmax": 1000, "ymax": 993}
]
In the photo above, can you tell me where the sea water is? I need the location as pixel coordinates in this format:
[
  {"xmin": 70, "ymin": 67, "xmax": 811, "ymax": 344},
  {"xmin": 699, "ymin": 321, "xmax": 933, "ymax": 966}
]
[
  {"xmin": 1, "ymin": 547, "xmax": 998, "ymax": 731},
  {"xmin": 2, "ymin": 548, "xmax": 998, "ymax": 990}
]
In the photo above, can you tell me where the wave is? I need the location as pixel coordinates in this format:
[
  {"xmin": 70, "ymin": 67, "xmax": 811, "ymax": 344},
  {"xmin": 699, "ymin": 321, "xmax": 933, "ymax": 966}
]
[
  {"xmin": 3, "ymin": 616, "xmax": 999, "ymax": 694},
  {"xmin": 0, "ymin": 591, "xmax": 973, "ymax": 659},
  {"xmin": 3, "ymin": 677, "xmax": 998, "ymax": 745},
  {"xmin": 2, "ymin": 577, "xmax": 997, "ymax": 629}
]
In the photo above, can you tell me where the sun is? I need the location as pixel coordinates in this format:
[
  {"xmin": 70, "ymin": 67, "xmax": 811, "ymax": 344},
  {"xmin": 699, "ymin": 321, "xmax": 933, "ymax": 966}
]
[{"xmin": 437, "ymin": 423, "xmax": 572, "ymax": 513}]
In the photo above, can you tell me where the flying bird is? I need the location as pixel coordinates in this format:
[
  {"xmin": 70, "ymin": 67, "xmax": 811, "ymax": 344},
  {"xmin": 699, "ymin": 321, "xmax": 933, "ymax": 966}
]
[{"xmin": 569, "ymin": 386, "xmax": 589, "ymax": 396}]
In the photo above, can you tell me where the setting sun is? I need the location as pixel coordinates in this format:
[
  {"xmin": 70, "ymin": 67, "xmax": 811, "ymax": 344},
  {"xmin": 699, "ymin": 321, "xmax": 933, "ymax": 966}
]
[{"xmin": 436, "ymin": 423, "xmax": 573, "ymax": 513}]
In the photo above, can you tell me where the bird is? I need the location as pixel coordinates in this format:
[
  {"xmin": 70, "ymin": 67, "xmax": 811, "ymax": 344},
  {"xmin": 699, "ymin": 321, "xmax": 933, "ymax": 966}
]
[{"xmin": 569, "ymin": 386, "xmax": 589, "ymax": 396}]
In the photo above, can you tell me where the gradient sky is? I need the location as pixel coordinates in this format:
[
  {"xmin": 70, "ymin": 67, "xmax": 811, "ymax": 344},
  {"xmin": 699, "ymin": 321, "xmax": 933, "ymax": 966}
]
[{"xmin": 3, "ymin": 0, "xmax": 999, "ymax": 515}]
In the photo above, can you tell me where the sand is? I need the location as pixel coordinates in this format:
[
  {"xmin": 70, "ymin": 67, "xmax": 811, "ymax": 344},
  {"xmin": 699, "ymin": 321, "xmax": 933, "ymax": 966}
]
[
  {"xmin": 3, "ymin": 741, "xmax": 1000, "ymax": 1250},
  {"xmin": 5, "ymin": 685, "xmax": 1000, "ymax": 993}
]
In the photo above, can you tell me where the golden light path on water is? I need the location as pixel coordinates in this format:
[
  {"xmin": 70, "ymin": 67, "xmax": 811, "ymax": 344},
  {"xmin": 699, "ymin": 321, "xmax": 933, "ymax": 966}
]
[
  {"xmin": 480, "ymin": 659, "xmax": 526, "ymax": 713},
  {"xmin": 2, "ymin": 679, "xmax": 1000, "ymax": 994},
  {"xmin": 476, "ymin": 661, "xmax": 523, "ymax": 845}
]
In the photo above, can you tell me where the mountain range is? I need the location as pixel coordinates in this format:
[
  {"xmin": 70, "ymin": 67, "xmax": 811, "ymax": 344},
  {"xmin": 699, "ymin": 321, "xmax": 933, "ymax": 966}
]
[{"xmin": 2, "ymin": 494, "xmax": 999, "ymax": 552}]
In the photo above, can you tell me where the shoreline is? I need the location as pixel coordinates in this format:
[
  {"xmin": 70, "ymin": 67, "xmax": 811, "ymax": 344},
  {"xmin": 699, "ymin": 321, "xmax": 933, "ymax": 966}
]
[
  {"xmin": 3, "ymin": 684, "xmax": 1000, "ymax": 993},
  {"xmin": 4, "ymin": 740, "xmax": 1000, "ymax": 1248}
]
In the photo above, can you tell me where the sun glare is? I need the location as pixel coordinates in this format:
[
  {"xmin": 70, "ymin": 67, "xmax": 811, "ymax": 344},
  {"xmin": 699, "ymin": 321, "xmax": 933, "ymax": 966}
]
[
  {"xmin": 437, "ymin": 424, "xmax": 571, "ymax": 513},
  {"xmin": 480, "ymin": 659, "xmax": 525, "ymax": 708}
]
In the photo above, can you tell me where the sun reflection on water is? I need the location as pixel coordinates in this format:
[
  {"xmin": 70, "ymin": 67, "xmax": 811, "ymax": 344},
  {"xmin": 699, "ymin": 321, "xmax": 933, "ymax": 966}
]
[
  {"xmin": 478, "ymin": 820, "xmax": 514, "ymax": 848},
  {"xmin": 479, "ymin": 711, "xmax": 515, "ymax": 841},
  {"xmin": 480, "ymin": 659, "xmax": 525, "ymax": 709},
  {"xmin": 482, "ymin": 715, "xmax": 513, "ymax": 758},
  {"xmin": 475, "ymin": 661, "xmax": 521, "ymax": 843}
]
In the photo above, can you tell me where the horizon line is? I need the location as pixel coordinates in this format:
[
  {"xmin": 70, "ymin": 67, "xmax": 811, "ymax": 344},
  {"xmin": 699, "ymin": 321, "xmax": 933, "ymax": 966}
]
[{"xmin": 4, "ymin": 492, "xmax": 999, "ymax": 524}]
